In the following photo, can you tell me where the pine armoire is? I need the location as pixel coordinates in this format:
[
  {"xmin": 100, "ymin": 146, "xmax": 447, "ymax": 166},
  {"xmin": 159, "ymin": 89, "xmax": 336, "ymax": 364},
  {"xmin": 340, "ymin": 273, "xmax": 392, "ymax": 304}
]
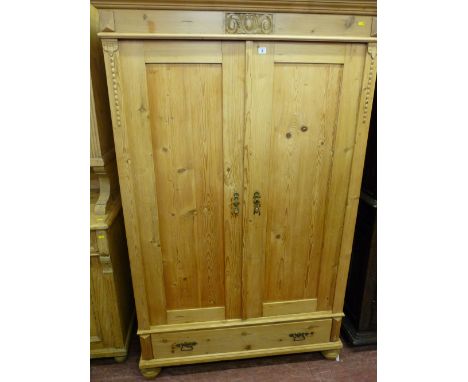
[{"xmin": 91, "ymin": 0, "xmax": 377, "ymax": 378}]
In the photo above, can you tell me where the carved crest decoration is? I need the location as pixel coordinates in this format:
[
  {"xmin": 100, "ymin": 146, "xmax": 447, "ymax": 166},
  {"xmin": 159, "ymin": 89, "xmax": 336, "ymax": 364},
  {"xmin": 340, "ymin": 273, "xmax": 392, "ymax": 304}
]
[{"xmin": 225, "ymin": 13, "xmax": 274, "ymax": 34}]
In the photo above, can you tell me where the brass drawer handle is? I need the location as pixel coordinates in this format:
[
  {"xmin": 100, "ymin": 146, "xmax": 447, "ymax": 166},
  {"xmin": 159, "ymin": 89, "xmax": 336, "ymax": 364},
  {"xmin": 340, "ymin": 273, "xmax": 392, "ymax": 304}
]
[
  {"xmin": 232, "ymin": 192, "xmax": 240, "ymax": 216},
  {"xmin": 175, "ymin": 341, "xmax": 197, "ymax": 351},
  {"xmin": 253, "ymin": 191, "xmax": 261, "ymax": 215},
  {"xmin": 289, "ymin": 332, "xmax": 314, "ymax": 341}
]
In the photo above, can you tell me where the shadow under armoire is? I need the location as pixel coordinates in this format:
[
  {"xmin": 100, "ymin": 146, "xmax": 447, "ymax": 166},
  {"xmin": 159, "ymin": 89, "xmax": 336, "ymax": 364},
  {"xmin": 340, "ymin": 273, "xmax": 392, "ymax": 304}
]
[{"xmin": 91, "ymin": 0, "xmax": 377, "ymax": 378}]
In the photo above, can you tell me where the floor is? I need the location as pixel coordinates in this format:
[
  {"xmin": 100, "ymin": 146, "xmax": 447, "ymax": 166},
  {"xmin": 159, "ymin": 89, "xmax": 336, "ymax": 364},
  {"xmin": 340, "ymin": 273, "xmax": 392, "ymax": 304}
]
[{"xmin": 91, "ymin": 333, "xmax": 376, "ymax": 382}]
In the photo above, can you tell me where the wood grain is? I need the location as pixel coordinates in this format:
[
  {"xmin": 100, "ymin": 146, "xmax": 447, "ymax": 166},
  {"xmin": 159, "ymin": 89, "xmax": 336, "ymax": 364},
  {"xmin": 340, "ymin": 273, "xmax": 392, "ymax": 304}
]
[
  {"xmin": 222, "ymin": 41, "xmax": 245, "ymax": 319},
  {"xmin": 316, "ymin": 44, "xmax": 366, "ymax": 311},
  {"xmin": 102, "ymin": 38, "xmax": 152, "ymax": 329},
  {"xmin": 167, "ymin": 307, "xmax": 226, "ymax": 324},
  {"xmin": 264, "ymin": 58, "xmax": 343, "ymax": 304},
  {"xmin": 96, "ymin": 6, "xmax": 377, "ymax": 369},
  {"xmin": 332, "ymin": 43, "xmax": 376, "ymax": 313},
  {"xmin": 242, "ymin": 41, "xmax": 275, "ymax": 319},
  {"xmin": 330, "ymin": 317, "xmax": 342, "ymax": 342},
  {"xmin": 119, "ymin": 41, "xmax": 168, "ymax": 325},
  {"xmin": 274, "ymin": 42, "xmax": 346, "ymax": 63},
  {"xmin": 151, "ymin": 319, "xmax": 332, "ymax": 359},
  {"xmin": 146, "ymin": 52, "xmax": 225, "ymax": 310},
  {"xmin": 90, "ymin": 198, "xmax": 134, "ymax": 358},
  {"xmin": 92, "ymin": 1, "xmax": 377, "ymax": 16},
  {"xmin": 90, "ymin": 5, "xmax": 114, "ymax": 166},
  {"xmin": 263, "ymin": 299, "xmax": 317, "ymax": 317},
  {"xmin": 140, "ymin": 334, "xmax": 154, "ymax": 360},
  {"xmin": 140, "ymin": 339, "xmax": 341, "ymax": 368},
  {"xmin": 99, "ymin": 32, "xmax": 376, "ymax": 43},
  {"xmin": 144, "ymin": 40, "xmax": 222, "ymax": 63}
]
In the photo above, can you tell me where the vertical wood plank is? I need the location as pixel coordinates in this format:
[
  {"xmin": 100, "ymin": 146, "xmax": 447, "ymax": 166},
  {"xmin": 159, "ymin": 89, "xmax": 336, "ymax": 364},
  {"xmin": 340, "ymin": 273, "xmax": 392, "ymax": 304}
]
[
  {"xmin": 101, "ymin": 38, "xmax": 151, "ymax": 330},
  {"xmin": 222, "ymin": 42, "xmax": 245, "ymax": 319},
  {"xmin": 140, "ymin": 334, "xmax": 154, "ymax": 360},
  {"xmin": 242, "ymin": 41, "xmax": 275, "ymax": 319},
  {"xmin": 333, "ymin": 43, "xmax": 377, "ymax": 313},
  {"xmin": 316, "ymin": 44, "xmax": 367, "ymax": 311},
  {"xmin": 330, "ymin": 317, "xmax": 342, "ymax": 342},
  {"xmin": 118, "ymin": 41, "xmax": 168, "ymax": 325}
]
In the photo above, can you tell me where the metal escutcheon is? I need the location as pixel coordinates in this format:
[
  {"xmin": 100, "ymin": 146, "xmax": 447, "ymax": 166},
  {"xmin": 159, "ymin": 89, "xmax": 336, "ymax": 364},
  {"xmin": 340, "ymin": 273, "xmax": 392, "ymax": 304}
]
[
  {"xmin": 253, "ymin": 191, "xmax": 261, "ymax": 215},
  {"xmin": 232, "ymin": 192, "xmax": 240, "ymax": 216}
]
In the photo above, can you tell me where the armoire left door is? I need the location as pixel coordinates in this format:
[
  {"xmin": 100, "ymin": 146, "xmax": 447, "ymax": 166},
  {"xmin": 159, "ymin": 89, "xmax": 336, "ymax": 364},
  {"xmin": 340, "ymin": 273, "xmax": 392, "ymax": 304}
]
[{"xmin": 111, "ymin": 40, "xmax": 246, "ymax": 326}]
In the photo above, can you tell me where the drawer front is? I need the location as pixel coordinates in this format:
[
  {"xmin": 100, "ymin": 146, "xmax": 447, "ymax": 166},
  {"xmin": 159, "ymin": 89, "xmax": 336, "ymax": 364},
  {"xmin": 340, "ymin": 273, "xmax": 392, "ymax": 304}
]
[{"xmin": 152, "ymin": 319, "xmax": 332, "ymax": 359}]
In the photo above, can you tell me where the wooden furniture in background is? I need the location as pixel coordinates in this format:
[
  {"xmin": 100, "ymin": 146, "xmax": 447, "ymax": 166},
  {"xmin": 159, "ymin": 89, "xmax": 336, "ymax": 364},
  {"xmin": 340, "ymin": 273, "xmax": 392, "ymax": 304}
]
[
  {"xmin": 90, "ymin": 5, "xmax": 135, "ymax": 361},
  {"xmin": 90, "ymin": 191, "xmax": 135, "ymax": 361},
  {"xmin": 92, "ymin": 1, "xmax": 377, "ymax": 377},
  {"xmin": 91, "ymin": 5, "xmax": 119, "ymax": 215},
  {"xmin": 342, "ymin": 88, "xmax": 377, "ymax": 345}
]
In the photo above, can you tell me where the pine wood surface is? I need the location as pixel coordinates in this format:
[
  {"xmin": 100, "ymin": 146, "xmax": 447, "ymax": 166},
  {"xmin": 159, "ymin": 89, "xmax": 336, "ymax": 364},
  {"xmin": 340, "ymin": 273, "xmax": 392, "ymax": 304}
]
[
  {"xmin": 91, "ymin": 5, "xmax": 114, "ymax": 166},
  {"xmin": 91, "ymin": 0, "xmax": 377, "ymax": 16},
  {"xmin": 94, "ymin": 9, "xmax": 375, "ymax": 42},
  {"xmin": 90, "ymin": 194, "xmax": 135, "ymax": 359},
  {"xmin": 98, "ymin": 5, "xmax": 377, "ymax": 375},
  {"xmin": 91, "ymin": 334, "xmax": 376, "ymax": 381},
  {"xmin": 91, "ymin": 5, "xmax": 120, "ymax": 217},
  {"xmin": 146, "ymin": 60, "xmax": 225, "ymax": 311}
]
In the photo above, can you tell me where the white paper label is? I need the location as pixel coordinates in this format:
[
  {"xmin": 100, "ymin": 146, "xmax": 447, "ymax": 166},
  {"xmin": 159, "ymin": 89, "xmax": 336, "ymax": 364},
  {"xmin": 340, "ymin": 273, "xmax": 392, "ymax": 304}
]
[{"xmin": 258, "ymin": 47, "xmax": 267, "ymax": 54}]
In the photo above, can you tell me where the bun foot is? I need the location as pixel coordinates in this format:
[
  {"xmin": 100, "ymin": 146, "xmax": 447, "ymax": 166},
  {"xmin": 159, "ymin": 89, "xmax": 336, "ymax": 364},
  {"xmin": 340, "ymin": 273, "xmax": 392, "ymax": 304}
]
[
  {"xmin": 141, "ymin": 367, "xmax": 162, "ymax": 379},
  {"xmin": 321, "ymin": 349, "xmax": 341, "ymax": 361},
  {"xmin": 114, "ymin": 355, "xmax": 127, "ymax": 363}
]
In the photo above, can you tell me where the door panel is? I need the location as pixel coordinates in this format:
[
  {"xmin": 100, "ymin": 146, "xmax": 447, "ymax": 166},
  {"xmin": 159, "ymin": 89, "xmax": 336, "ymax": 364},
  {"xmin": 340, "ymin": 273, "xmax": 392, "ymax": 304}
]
[
  {"xmin": 147, "ymin": 62, "xmax": 225, "ymax": 310},
  {"xmin": 243, "ymin": 42, "xmax": 367, "ymax": 318},
  {"xmin": 118, "ymin": 41, "xmax": 245, "ymax": 324},
  {"xmin": 264, "ymin": 62, "xmax": 343, "ymax": 303}
]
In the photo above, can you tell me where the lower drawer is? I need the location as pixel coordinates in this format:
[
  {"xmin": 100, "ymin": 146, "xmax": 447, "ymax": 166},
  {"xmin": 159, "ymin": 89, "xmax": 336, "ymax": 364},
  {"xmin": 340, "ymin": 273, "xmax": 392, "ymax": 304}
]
[{"xmin": 151, "ymin": 319, "xmax": 332, "ymax": 359}]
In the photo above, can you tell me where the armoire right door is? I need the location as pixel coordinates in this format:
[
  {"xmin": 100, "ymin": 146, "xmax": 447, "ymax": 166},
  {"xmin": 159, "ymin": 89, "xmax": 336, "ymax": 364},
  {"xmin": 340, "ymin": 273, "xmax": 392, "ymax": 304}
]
[{"xmin": 242, "ymin": 41, "xmax": 368, "ymax": 319}]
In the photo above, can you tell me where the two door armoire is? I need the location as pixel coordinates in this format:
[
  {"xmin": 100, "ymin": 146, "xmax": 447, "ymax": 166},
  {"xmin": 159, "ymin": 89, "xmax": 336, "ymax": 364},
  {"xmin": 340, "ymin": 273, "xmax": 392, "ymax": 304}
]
[{"xmin": 93, "ymin": 0, "xmax": 377, "ymax": 378}]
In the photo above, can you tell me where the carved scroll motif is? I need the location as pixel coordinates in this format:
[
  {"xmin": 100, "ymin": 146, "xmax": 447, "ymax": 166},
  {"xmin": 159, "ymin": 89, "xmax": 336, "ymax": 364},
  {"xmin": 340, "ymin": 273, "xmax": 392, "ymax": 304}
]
[{"xmin": 225, "ymin": 13, "xmax": 273, "ymax": 34}]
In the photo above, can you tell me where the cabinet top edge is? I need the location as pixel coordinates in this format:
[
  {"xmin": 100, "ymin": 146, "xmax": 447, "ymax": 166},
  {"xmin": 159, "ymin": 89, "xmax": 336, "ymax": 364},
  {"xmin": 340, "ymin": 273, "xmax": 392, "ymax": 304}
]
[
  {"xmin": 98, "ymin": 32, "xmax": 377, "ymax": 43},
  {"xmin": 90, "ymin": 1, "xmax": 377, "ymax": 16}
]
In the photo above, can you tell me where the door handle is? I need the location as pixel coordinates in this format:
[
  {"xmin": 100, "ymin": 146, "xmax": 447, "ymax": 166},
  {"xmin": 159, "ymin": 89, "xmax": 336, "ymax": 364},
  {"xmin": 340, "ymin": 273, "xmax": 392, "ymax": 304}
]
[
  {"xmin": 232, "ymin": 192, "xmax": 240, "ymax": 216},
  {"xmin": 253, "ymin": 191, "xmax": 261, "ymax": 215}
]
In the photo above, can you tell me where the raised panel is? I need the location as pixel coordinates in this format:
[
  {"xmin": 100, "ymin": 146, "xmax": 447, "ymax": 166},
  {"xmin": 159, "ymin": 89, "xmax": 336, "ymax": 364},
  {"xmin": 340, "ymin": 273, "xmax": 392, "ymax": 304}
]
[
  {"xmin": 263, "ymin": 299, "xmax": 318, "ymax": 317},
  {"xmin": 167, "ymin": 307, "xmax": 225, "ymax": 324},
  {"xmin": 274, "ymin": 42, "xmax": 346, "ymax": 63},
  {"xmin": 146, "ymin": 60, "xmax": 225, "ymax": 311},
  {"xmin": 264, "ymin": 61, "xmax": 343, "ymax": 304},
  {"xmin": 144, "ymin": 40, "xmax": 222, "ymax": 63}
]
